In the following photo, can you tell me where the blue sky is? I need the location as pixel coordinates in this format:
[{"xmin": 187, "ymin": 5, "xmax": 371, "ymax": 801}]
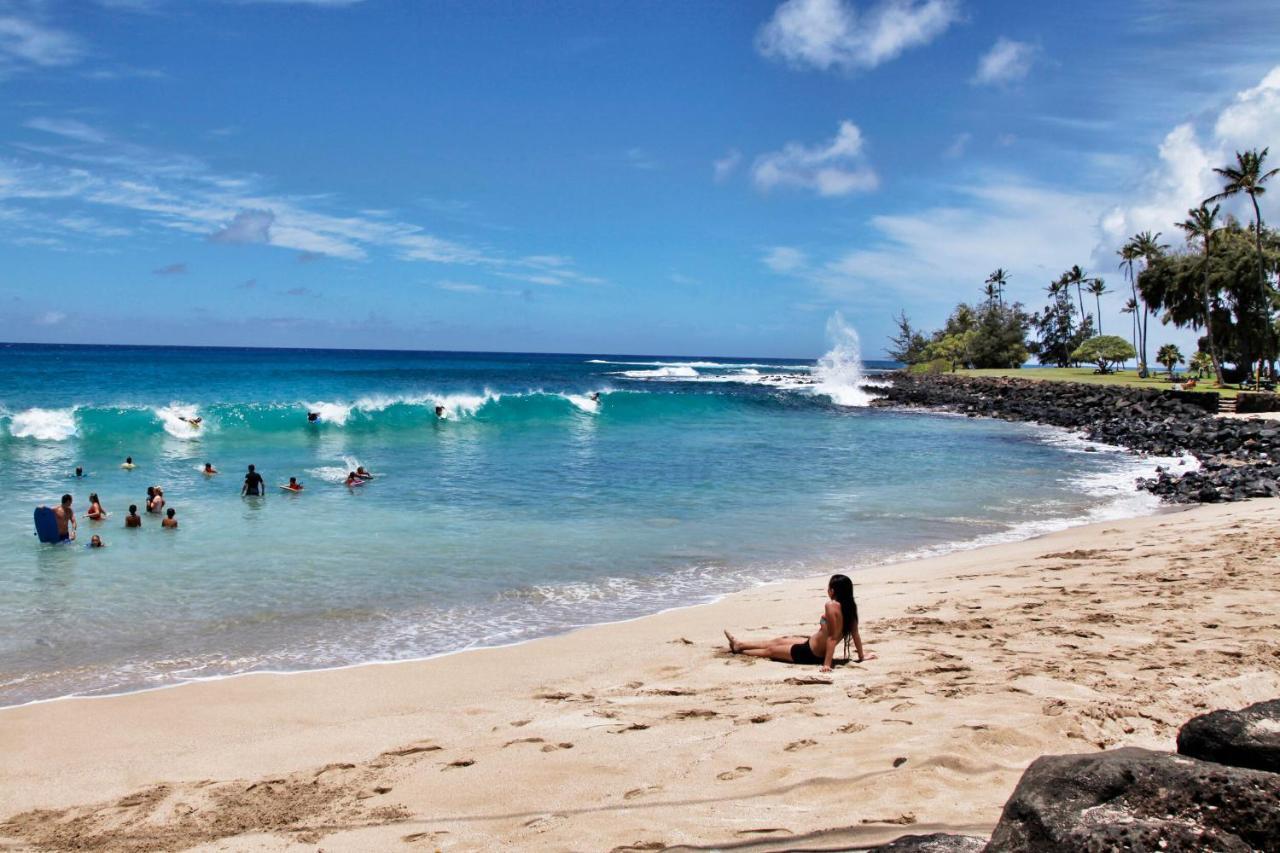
[{"xmin": 1, "ymin": 0, "xmax": 1279, "ymax": 358}]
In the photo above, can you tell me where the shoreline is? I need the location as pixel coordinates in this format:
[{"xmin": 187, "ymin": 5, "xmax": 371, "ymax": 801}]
[
  {"xmin": 1, "ymin": 418, "xmax": 1175, "ymax": 711},
  {"xmin": 5, "ymin": 500, "xmax": 1277, "ymax": 850}
]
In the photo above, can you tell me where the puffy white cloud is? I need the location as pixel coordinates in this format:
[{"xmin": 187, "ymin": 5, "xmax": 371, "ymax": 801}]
[
  {"xmin": 972, "ymin": 37, "xmax": 1036, "ymax": 86},
  {"xmin": 1098, "ymin": 65, "xmax": 1280, "ymax": 256},
  {"xmin": 756, "ymin": 0, "xmax": 959, "ymax": 73},
  {"xmin": 752, "ymin": 120, "xmax": 878, "ymax": 196}
]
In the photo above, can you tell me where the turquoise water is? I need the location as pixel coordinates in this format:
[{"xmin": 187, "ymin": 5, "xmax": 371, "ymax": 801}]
[{"xmin": 0, "ymin": 341, "xmax": 1168, "ymax": 706}]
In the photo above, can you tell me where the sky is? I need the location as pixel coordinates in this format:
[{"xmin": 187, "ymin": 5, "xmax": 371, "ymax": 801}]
[{"xmin": 1, "ymin": 0, "xmax": 1279, "ymax": 359}]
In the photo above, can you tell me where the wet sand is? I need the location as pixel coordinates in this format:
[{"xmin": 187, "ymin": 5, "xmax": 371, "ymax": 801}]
[{"xmin": 3, "ymin": 500, "xmax": 1278, "ymax": 851}]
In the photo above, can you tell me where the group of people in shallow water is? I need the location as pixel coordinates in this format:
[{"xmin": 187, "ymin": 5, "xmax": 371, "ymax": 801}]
[{"xmin": 49, "ymin": 456, "xmax": 380, "ymax": 547}]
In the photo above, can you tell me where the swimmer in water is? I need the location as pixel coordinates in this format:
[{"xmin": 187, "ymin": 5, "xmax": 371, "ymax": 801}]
[
  {"xmin": 242, "ymin": 464, "xmax": 264, "ymax": 497},
  {"xmin": 307, "ymin": 411, "xmax": 320, "ymax": 423},
  {"xmin": 203, "ymin": 462, "xmax": 218, "ymax": 475},
  {"xmin": 86, "ymin": 493, "xmax": 107, "ymax": 520},
  {"xmin": 121, "ymin": 456, "xmax": 136, "ymax": 470},
  {"xmin": 434, "ymin": 405, "xmax": 446, "ymax": 418},
  {"xmin": 345, "ymin": 471, "xmax": 362, "ymax": 487},
  {"xmin": 75, "ymin": 466, "xmax": 85, "ymax": 478},
  {"xmin": 52, "ymin": 494, "xmax": 76, "ymax": 542},
  {"xmin": 179, "ymin": 415, "xmax": 202, "ymax": 428},
  {"xmin": 147, "ymin": 487, "xmax": 165, "ymax": 514},
  {"xmin": 125, "ymin": 505, "xmax": 142, "ymax": 528},
  {"xmin": 161, "ymin": 507, "xmax": 178, "ymax": 529},
  {"xmin": 589, "ymin": 392, "xmax": 600, "ymax": 402},
  {"xmin": 355, "ymin": 466, "xmax": 374, "ymax": 481},
  {"xmin": 89, "ymin": 535, "xmax": 104, "ymax": 548},
  {"xmin": 284, "ymin": 476, "xmax": 303, "ymax": 492}
]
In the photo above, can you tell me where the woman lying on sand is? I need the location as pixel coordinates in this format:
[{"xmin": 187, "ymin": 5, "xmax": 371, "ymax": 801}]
[{"xmin": 725, "ymin": 574, "xmax": 872, "ymax": 672}]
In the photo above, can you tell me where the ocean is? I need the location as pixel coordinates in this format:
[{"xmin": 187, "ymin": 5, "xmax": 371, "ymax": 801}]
[{"xmin": 0, "ymin": 328, "xmax": 1174, "ymax": 706}]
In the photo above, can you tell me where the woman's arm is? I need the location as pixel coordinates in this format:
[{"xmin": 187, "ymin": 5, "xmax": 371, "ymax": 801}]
[{"xmin": 852, "ymin": 624, "xmax": 867, "ymax": 663}]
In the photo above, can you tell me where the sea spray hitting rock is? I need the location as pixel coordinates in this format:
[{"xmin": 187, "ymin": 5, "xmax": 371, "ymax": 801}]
[{"xmin": 813, "ymin": 313, "xmax": 875, "ymax": 407}]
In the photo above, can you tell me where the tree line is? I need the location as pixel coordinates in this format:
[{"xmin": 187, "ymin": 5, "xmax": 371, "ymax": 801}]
[{"xmin": 889, "ymin": 147, "xmax": 1280, "ymax": 385}]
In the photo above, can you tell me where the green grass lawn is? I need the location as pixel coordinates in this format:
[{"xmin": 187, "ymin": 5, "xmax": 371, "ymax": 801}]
[{"xmin": 952, "ymin": 367, "xmax": 1247, "ymax": 398}]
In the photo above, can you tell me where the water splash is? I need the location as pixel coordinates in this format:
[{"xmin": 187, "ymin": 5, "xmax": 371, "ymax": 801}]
[{"xmin": 813, "ymin": 313, "xmax": 874, "ymax": 407}]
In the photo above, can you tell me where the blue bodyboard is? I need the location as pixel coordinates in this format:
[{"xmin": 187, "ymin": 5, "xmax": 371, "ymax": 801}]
[{"xmin": 34, "ymin": 507, "xmax": 63, "ymax": 544}]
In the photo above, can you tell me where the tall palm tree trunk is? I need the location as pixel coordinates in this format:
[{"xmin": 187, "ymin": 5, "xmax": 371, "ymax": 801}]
[
  {"xmin": 1251, "ymin": 193, "xmax": 1275, "ymax": 379},
  {"xmin": 1094, "ymin": 293, "xmax": 1103, "ymax": 335}
]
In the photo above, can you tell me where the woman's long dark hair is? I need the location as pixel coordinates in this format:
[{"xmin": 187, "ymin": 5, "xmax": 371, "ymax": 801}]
[{"xmin": 829, "ymin": 574, "xmax": 858, "ymax": 659}]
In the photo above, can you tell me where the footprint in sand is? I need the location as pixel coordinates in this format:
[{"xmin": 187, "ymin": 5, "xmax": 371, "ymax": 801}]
[
  {"xmin": 402, "ymin": 830, "xmax": 449, "ymax": 844},
  {"xmin": 540, "ymin": 742, "xmax": 574, "ymax": 752},
  {"xmin": 668, "ymin": 709, "xmax": 717, "ymax": 720},
  {"xmin": 784, "ymin": 739, "xmax": 817, "ymax": 752},
  {"xmin": 504, "ymin": 737, "xmax": 545, "ymax": 747},
  {"xmin": 611, "ymin": 722, "xmax": 651, "ymax": 733},
  {"xmin": 836, "ymin": 722, "xmax": 866, "ymax": 734},
  {"xmin": 382, "ymin": 743, "xmax": 442, "ymax": 758},
  {"xmin": 716, "ymin": 766, "xmax": 752, "ymax": 781},
  {"xmin": 623, "ymin": 785, "xmax": 662, "ymax": 800},
  {"xmin": 443, "ymin": 759, "xmax": 475, "ymax": 769}
]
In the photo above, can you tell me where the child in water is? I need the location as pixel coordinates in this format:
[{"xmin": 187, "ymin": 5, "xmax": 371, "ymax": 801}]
[
  {"xmin": 89, "ymin": 535, "xmax": 104, "ymax": 548},
  {"xmin": 125, "ymin": 505, "xmax": 142, "ymax": 528}
]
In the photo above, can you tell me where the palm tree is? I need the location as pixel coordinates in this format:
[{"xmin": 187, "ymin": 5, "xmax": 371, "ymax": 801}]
[
  {"xmin": 1064, "ymin": 265, "xmax": 1089, "ymax": 325},
  {"xmin": 1176, "ymin": 203, "xmax": 1226, "ymax": 386},
  {"xmin": 1157, "ymin": 343, "xmax": 1184, "ymax": 380},
  {"xmin": 1207, "ymin": 148, "xmax": 1279, "ymax": 381},
  {"xmin": 1121, "ymin": 297, "xmax": 1139, "ymax": 368},
  {"xmin": 1122, "ymin": 231, "xmax": 1167, "ymax": 377},
  {"xmin": 1086, "ymin": 278, "xmax": 1108, "ymax": 335},
  {"xmin": 982, "ymin": 282, "xmax": 999, "ymax": 306},
  {"xmin": 985, "ymin": 268, "xmax": 1010, "ymax": 307}
]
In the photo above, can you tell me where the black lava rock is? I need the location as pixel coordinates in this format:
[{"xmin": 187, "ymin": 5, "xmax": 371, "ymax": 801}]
[
  {"xmin": 1178, "ymin": 698, "xmax": 1280, "ymax": 774},
  {"xmin": 877, "ymin": 374, "xmax": 1280, "ymax": 504},
  {"xmin": 870, "ymin": 834, "xmax": 986, "ymax": 852},
  {"xmin": 982, "ymin": 747, "xmax": 1280, "ymax": 852}
]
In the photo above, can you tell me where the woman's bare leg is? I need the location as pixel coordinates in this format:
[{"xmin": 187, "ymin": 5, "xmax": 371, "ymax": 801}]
[
  {"xmin": 726, "ymin": 631, "xmax": 803, "ymax": 653},
  {"xmin": 738, "ymin": 642, "xmax": 796, "ymax": 662}
]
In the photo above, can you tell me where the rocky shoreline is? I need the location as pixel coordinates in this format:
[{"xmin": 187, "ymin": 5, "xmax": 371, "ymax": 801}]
[{"xmin": 873, "ymin": 373, "xmax": 1280, "ymax": 503}]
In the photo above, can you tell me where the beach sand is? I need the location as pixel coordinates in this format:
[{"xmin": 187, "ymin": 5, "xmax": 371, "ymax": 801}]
[{"xmin": 2, "ymin": 500, "xmax": 1279, "ymax": 851}]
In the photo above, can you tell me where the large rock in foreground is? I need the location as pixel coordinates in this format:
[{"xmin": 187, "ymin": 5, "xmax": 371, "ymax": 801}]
[
  {"xmin": 870, "ymin": 833, "xmax": 986, "ymax": 852},
  {"xmin": 983, "ymin": 747, "xmax": 1280, "ymax": 852},
  {"xmin": 1178, "ymin": 698, "xmax": 1280, "ymax": 774}
]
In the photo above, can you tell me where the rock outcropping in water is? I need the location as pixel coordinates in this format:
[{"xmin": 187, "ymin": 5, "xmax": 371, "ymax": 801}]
[{"xmin": 875, "ymin": 374, "xmax": 1280, "ymax": 503}]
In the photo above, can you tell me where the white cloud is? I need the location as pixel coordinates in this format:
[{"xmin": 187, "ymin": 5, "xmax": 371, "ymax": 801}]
[
  {"xmin": 1099, "ymin": 65, "xmax": 1280, "ymax": 256},
  {"xmin": 713, "ymin": 148, "xmax": 743, "ymax": 182},
  {"xmin": 752, "ymin": 120, "xmax": 878, "ymax": 196},
  {"xmin": 0, "ymin": 15, "xmax": 81, "ymax": 73},
  {"xmin": 763, "ymin": 245, "xmax": 808, "ymax": 273},
  {"xmin": 0, "ymin": 118, "xmax": 601, "ymax": 282},
  {"xmin": 756, "ymin": 0, "xmax": 959, "ymax": 73},
  {"xmin": 36, "ymin": 310, "xmax": 66, "ymax": 325},
  {"xmin": 972, "ymin": 37, "xmax": 1036, "ymax": 86},
  {"xmin": 209, "ymin": 208, "xmax": 274, "ymax": 244}
]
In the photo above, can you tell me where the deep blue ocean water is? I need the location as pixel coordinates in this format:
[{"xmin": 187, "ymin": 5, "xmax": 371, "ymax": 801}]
[{"xmin": 0, "ymin": 339, "xmax": 1171, "ymax": 706}]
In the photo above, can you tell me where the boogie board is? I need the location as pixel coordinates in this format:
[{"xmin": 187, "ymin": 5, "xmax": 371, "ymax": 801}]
[
  {"xmin": 33, "ymin": 507, "xmax": 63, "ymax": 544},
  {"xmin": 279, "ymin": 484, "xmax": 303, "ymax": 493}
]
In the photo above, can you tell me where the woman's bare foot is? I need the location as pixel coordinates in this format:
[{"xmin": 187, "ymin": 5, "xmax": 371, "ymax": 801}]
[{"xmin": 724, "ymin": 630, "xmax": 739, "ymax": 654}]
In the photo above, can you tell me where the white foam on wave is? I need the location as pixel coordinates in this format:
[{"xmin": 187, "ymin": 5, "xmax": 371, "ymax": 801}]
[
  {"xmin": 308, "ymin": 455, "xmax": 366, "ymax": 483},
  {"xmin": 564, "ymin": 393, "xmax": 600, "ymax": 413},
  {"xmin": 612, "ymin": 366, "xmax": 700, "ymax": 379},
  {"xmin": 7, "ymin": 407, "xmax": 79, "ymax": 440},
  {"xmin": 155, "ymin": 404, "xmax": 203, "ymax": 440},
  {"xmin": 589, "ymin": 359, "xmax": 809, "ymax": 370},
  {"xmin": 811, "ymin": 313, "xmax": 876, "ymax": 407},
  {"xmin": 303, "ymin": 401, "xmax": 354, "ymax": 426}
]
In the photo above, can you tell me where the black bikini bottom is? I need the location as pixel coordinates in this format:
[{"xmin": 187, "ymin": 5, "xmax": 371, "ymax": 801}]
[{"xmin": 790, "ymin": 640, "xmax": 822, "ymax": 666}]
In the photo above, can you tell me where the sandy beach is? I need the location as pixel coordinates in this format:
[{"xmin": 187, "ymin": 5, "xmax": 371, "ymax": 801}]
[{"xmin": 2, "ymin": 500, "xmax": 1278, "ymax": 851}]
